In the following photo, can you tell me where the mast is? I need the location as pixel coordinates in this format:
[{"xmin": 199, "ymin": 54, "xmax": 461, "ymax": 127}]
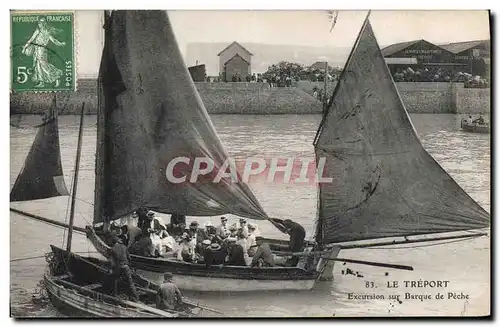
[{"xmin": 66, "ymin": 103, "xmax": 85, "ymax": 252}]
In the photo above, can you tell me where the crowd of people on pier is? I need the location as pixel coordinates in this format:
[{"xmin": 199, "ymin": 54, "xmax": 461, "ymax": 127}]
[
  {"xmin": 106, "ymin": 208, "xmax": 307, "ymax": 269},
  {"xmin": 392, "ymin": 67, "xmax": 489, "ymax": 88}
]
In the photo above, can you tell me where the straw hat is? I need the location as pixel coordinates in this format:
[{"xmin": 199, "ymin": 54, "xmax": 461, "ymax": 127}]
[
  {"xmin": 210, "ymin": 243, "xmax": 221, "ymax": 251},
  {"xmin": 202, "ymin": 239, "xmax": 211, "ymax": 246}
]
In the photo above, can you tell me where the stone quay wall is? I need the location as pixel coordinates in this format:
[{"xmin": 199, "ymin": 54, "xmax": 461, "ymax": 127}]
[{"xmin": 10, "ymin": 79, "xmax": 490, "ymax": 115}]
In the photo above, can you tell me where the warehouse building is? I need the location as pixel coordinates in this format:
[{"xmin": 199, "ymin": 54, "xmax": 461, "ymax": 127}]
[
  {"xmin": 382, "ymin": 39, "xmax": 490, "ymax": 77},
  {"xmin": 439, "ymin": 40, "xmax": 490, "ymax": 77},
  {"xmin": 381, "ymin": 39, "xmax": 459, "ymax": 74}
]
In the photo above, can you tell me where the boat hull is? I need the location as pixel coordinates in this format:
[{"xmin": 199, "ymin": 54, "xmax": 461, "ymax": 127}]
[
  {"xmin": 44, "ymin": 273, "xmax": 159, "ymax": 318},
  {"xmin": 86, "ymin": 226, "xmax": 339, "ymax": 292},
  {"xmin": 461, "ymin": 120, "xmax": 490, "ymax": 133},
  {"xmin": 45, "ymin": 245, "xmax": 198, "ymax": 318},
  {"xmin": 135, "ymin": 268, "xmax": 316, "ymax": 292}
]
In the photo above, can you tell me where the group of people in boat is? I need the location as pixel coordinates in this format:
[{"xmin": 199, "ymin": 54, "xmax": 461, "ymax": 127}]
[
  {"xmin": 105, "ymin": 208, "xmax": 307, "ymax": 305},
  {"xmin": 174, "ymin": 217, "xmax": 277, "ymax": 268},
  {"xmin": 465, "ymin": 113, "xmax": 486, "ymax": 125},
  {"xmin": 106, "ymin": 208, "xmax": 307, "ymax": 268}
]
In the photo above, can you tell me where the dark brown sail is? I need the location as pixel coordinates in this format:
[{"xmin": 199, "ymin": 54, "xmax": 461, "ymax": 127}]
[
  {"xmin": 10, "ymin": 98, "xmax": 69, "ymax": 202},
  {"xmin": 314, "ymin": 17, "xmax": 490, "ymax": 244},
  {"xmin": 94, "ymin": 11, "xmax": 268, "ymax": 223}
]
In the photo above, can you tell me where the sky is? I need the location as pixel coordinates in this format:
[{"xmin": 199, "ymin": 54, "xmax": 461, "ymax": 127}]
[{"xmin": 75, "ymin": 10, "xmax": 490, "ymax": 77}]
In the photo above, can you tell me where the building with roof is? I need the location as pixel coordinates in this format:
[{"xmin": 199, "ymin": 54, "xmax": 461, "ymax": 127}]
[
  {"xmin": 439, "ymin": 40, "xmax": 490, "ymax": 77},
  {"xmin": 381, "ymin": 39, "xmax": 458, "ymax": 74},
  {"xmin": 218, "ymin": 41, "xmax": 253, "ymax": 81},
  {"xmin": 309, "ymin": 61, "xmax": 333, "ymax": 72}
]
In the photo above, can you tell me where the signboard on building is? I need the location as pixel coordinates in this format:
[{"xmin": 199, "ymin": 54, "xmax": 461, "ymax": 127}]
[{"xmin": 404, "ymin": 49, "xmax": 442, "ymax": 61}]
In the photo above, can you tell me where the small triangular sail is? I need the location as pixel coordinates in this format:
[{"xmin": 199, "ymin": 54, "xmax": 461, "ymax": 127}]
[
  {"xmin": 94, "ymin": 11, "xmax": 268, "ymax": 224},
  {"xmin": 314, "ymin": 17, "xmax": 490, "ymax": 244},
  {"xmin": 10, "ymin": 98, "xmax": 69, "ymax": 202}
]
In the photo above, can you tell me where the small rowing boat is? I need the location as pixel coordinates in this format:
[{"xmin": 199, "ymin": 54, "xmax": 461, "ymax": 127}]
[
  {"xmin": 461, "ymin": 120, "xmax": 490, "ymax": 133},
  {"xmin": 44, "ymin": 245, "xmax": 203, "ymax": 318}
]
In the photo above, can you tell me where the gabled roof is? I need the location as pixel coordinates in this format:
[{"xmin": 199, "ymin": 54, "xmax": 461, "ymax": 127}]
[
  {"xmin": 439, "ymin": 40, "xmax": 490, "ymax": 54},
  {"xmin": 381, "ymin": 39, "xmax": 423, "ymax": 57},
  {"xmin": 224, "ymin": 53, "xmax": 250, "ymax": 65},
  {"xmin": 310, "ymin": 61, "xmax": 332, "ymax": 70},
  {"xmin": 217, "ymin": 41, "xmax": 253, "ymax": 56}
]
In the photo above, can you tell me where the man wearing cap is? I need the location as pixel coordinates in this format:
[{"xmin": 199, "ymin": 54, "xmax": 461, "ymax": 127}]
[
  {"xmin": 251, "ymin": 236, "xmax": 276, "ymax": 268},
  {"xmin": 239, "ymin": 218, "xmax": 249, "ymax": 238},
  {"xmin": 236, "ymin": 230, "xmax": 251, "ymax": 266},
  {"xmin": 156, "ymin": 273, "xmax": 183, "ymax": 311},
  {"xmin": 188, "ymin": 221, "xmax": 206, "ymax": 254},
  {"xmin": 109, "ymin": 235, "xmax": 140, "ymax": 301},
  {"xmin": 144, "ymin": 211, "xmax": 171, "ymax": 256},
  {"xmin": 247, "ymin": 223, "xmax": 258, "ymax": 257},
  {"xmin": 216, "ymin": 216, "xmax": 230, "ymax": 239}
]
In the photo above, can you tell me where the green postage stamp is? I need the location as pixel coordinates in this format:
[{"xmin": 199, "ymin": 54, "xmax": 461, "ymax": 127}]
[{"xmin": 11, "ymin": 11, "xmax": 75, "ymax": 92}]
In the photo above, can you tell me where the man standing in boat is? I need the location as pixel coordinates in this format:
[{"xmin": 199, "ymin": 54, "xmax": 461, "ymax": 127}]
[
  {"xmin": 156, "ymin": 272, "xmax": 183, "ymax": 311},
  {"xmin": 109, "ymin": 235, "xmax": 140, "ymax": 301},
  {"xmin": 283, "ymin": 219, "xmax": 306, "ymax": 266}
]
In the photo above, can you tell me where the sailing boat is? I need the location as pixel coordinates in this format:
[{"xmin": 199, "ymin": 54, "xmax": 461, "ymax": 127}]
[
  {"xmin": 85, "ymin": 10, "xmax": 489, "ymax": 292},
  {"xmin": 83, "ymin": 10, "xmax": 340, "ymax": 292},
  {"xmin": 10, "ymin": 100, "xmax": 203, "ymax": 317},
  {"xmin": 10, "ymin": 98, "xmax": 69, "ymax": 202}
]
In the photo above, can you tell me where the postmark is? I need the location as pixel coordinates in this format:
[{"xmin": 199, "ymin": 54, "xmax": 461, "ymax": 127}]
[{"xmin": 11, "ymin": 11, "xmax": 75, "ymax": 92}]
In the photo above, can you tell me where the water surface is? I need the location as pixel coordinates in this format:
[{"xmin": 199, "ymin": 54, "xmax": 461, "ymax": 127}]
[{"xmin": 10, "ymin": 113, "xmax": 490, "ymax": 317}]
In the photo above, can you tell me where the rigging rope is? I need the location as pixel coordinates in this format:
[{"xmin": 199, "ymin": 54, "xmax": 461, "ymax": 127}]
[
  {"xmin": 76, "ymin": 197, "xmax": 94, "ymax": 206},
  {"xmin": 78, "ymin": 211, "xmax": 93, "ymax": 227},
  {"xmin": 11, "ymin": 251, "xmax": 99, "ymax": 262},
  {"xmin": 358, "ymin": 235, "xmax": 482, "ymax": 250}
]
